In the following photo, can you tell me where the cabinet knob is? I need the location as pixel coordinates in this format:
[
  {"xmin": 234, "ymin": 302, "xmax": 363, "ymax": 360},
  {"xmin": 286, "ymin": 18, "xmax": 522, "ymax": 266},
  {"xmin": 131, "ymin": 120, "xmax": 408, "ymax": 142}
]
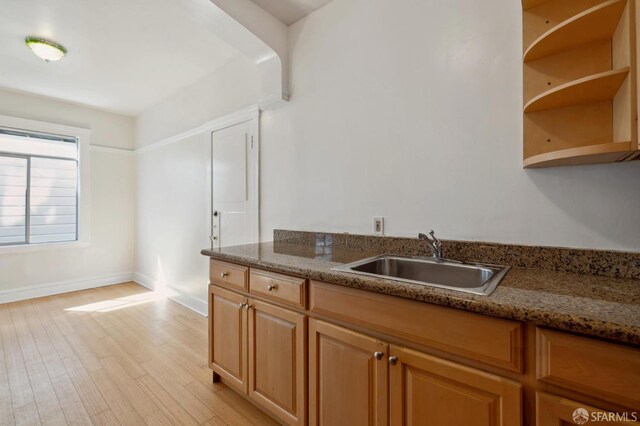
[
  {"xmin": 374, "ymin": 351, "xmax": 383, "ymax": 360},
  {"xmin": 220, "ymin": 272, "xmax": 229, "ymax": 278},
  {"xmin": 388, "ymin": 356, "xmax": 398, "ymax": 366},
  {"xmin": 239, "ymin": 303, "xmax": 246, "ymax": 309},
  {"xmin": 267, "ymin": 284, "xmax": 278, "ymax": 291},
  {"xmin": 244, "ymin": 304, "xmax": 252, "ymax": 310}
]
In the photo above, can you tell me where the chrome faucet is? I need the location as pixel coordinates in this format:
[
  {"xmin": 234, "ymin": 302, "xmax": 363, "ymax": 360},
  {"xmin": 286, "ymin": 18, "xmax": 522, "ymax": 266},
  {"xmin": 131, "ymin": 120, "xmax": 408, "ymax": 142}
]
[{"xmin": 418, "ymin": 230, "xmax": 442, "ymax": 259}]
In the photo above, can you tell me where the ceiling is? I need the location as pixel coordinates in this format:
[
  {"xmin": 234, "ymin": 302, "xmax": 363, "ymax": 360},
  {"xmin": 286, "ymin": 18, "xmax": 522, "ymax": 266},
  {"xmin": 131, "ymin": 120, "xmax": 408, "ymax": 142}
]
[
  {"xmin": 248, "ymin": 0, "xmax": 334, "ymax": 25},
  {"xmin": 0, "ymin": 0, "xmax": 241, "ymax": 115}
]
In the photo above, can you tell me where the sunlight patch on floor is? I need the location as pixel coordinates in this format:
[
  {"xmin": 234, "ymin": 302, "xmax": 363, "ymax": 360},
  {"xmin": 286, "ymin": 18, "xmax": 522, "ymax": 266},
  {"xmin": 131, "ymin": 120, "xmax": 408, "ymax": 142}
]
[
  {"xmin": 65, "ymin": 291, "xmax": 164, "ymax": 313},
  {"xmin": 67, "ymin": 257, "xmax": 177, "ymax": 313}
]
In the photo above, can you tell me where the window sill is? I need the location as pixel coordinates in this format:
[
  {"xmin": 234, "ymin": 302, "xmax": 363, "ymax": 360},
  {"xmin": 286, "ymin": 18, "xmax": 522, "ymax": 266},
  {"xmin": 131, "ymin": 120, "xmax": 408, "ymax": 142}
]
[{"xmin": 0, "ymin": 241, "xmax": 90, "ymax": 254}]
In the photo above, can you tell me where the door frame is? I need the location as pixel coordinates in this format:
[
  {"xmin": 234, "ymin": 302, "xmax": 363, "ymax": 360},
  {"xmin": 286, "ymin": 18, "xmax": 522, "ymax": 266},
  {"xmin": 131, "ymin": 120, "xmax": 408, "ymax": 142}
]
[{"xmin": 209, "ymin": 105, "xmax": 260, "ymax": 248}]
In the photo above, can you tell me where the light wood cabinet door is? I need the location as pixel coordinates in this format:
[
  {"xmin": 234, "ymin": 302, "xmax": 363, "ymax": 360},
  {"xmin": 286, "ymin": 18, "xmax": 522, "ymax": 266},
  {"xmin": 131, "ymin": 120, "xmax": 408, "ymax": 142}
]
[
  {"xmin": 309, "ymin": 319, "xmax": 389, "ymax": 426},
  {"xmin": 389, "ymin": 345, "xmax": 522, "ymax": 426},
  {"xmin": 209, "ymin": 286, "xmax": 248, "ymax": 394},
  {"xmin": 536, "ymin": 393, "xmax": 637, "ymax": 425},
  {"xmin": 248, "ymin": 299, "xmax": 306, "ymax": 425}
]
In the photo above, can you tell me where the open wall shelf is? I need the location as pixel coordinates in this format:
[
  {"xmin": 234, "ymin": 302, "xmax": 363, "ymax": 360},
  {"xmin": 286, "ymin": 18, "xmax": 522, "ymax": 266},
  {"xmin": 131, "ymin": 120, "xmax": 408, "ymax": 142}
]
[
  {"xmin": 524, "ymin": 68, "xmax": 629, "ymax": 112},
  {"xmin": 524, "ymin": 0, "xmax": 628, "ymax": 62},
  {"xmin": 523, "ymin": 142, "xmax": 632, "ymax": 168},
  {"xmin": 522, "ymin": 0, "xmax": 639, "ymax": 168}
]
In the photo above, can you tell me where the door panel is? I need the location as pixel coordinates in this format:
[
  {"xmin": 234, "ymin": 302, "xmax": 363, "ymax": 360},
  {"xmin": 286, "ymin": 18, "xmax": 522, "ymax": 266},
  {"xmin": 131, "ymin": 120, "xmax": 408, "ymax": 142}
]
[
  {"xmin": 211, "ymin": 119, "xmax": 258, "ymax": 249},
  {"xmin": 389, "ymin": 345, "xmax": 522, "ymax": 426},
  {"xmin": 309, "ymin": 319, "xmax": 388, "ymax": 426},
  {"xmin": 248, "ymin": 300, "xmax": 306, "ymax": 425},
  {"xmin": 209, "ymin": 286, "xmax": 247, "ymax": 393},
  {"xmin": 212, "ymin": 133, "xmax": 247, "ymax": 203}
]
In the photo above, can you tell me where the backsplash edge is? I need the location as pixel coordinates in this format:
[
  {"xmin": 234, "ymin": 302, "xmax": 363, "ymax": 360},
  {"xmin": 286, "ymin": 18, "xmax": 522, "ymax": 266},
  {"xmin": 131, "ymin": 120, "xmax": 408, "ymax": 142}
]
[{"xmin": 273, "ymin": 229, "xmax": 640, "ymax": 280}]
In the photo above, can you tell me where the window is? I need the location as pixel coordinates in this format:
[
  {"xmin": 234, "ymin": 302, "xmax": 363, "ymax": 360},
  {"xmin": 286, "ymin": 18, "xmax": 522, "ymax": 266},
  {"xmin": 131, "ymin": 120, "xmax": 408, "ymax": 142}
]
[{"xmin": 0, "ymin": 128, "xmax": 79, "ymax": 246}]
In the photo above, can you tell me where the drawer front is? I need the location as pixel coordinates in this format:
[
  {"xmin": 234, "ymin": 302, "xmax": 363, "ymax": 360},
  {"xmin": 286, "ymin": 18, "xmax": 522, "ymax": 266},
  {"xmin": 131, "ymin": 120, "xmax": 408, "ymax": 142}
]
[
  {"xmin": 537, "ymin": 328, "xmax": 640, "ymax": 408},
  {"xmin": 210, "ymin": 260, "xmax": 248, "ymax": 291},
  {"xmin": 250, "ymin": 269, "xmax": 306, "ymax": 308},
  {"xmin": 536, "ymin": 393, "xmax": 636, "ymax": 426},
  {"xmin": 310, "ymin": 281, "xmax": 523, "ymax": 372}
]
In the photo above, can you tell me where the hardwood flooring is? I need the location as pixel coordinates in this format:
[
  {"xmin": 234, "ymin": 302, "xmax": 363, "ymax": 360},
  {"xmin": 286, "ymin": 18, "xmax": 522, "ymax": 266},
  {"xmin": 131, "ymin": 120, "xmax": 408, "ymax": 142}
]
[{"xmin": 0, "ymin": 282, "xmax": 278, "ymax": 426}]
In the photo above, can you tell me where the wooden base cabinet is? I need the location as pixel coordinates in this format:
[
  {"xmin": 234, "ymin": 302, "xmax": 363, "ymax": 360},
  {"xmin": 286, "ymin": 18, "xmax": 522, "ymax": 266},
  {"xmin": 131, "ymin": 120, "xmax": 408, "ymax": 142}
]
[
  {"xmin": 309, "ymin": 320, "xmax": 388, "ymax": 426},
  {"xmin": 249, "ymin": 300, "xmax": 306, "ymax": 425},
  {"xmin": 389, "ymin": 346, "xmax": 522, "ymax": 426},
  {"xmin": 209, "ymin": 286, "xmax": 248, "ymax": 393},
  {"xmin": 308, "ymin": 320, "xmax": 522, "ymax": 426},
  {"xmin": 209, "ymin": 285, "xmax": 306, "ymax": 425},
  {"xmin": 209, "ymin": 266, "xmax": 639, "ymax": 426}
]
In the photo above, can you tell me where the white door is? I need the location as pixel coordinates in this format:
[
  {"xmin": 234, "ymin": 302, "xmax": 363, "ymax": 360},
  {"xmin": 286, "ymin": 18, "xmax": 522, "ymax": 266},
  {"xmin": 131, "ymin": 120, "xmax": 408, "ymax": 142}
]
[{"xmin": 211, "ymin": 119, "xmax": 258, "ymax": 249}]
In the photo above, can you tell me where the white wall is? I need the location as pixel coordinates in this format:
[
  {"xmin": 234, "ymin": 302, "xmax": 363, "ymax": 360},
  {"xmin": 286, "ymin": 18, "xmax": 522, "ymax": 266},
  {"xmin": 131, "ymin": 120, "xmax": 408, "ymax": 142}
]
[
  {"xmin": 0, "ymin": 89, "xmax": 135, "ymax": 299},
  {"xmin": 134, "ymin": 131, "xmax": 211, "ymax": 313},
  {"xmin": 135, "ymin": 56, "xmax": 261, "ymax": 148},
  {"xmin": 133, "ymin": 0, "xmax": 640, "ymax": 315},
  {"xmin": 259, "ymin": 0, "xmax": 640, "ymax": 251},
  {"xmin": 134, "ymin": 58, "xmax": 261, "ymax": 312}
]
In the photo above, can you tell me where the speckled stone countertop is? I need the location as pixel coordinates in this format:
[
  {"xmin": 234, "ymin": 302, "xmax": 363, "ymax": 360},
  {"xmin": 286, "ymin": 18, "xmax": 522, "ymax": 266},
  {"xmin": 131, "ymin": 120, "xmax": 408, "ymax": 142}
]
[{"xmin": 202, "ymin": 240, "xmax": 640, "ymax": 346}]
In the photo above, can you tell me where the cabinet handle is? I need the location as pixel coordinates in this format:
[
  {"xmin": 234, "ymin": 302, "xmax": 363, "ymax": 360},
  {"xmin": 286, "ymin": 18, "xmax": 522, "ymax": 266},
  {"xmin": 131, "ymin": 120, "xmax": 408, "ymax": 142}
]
[
  {"xmin": 388, "ymin": 356, "xmax": 398, "ymax": 366},
  {"xmin": 374, "ymin": 351, "xmax": 383, "ymax": 360},
  {"xmin": 239, "ymin": 303, "xmax": 246, "ymax": 309},
  {"xmin": 267, "ymin": 284, "xmax": 278, "ymax": 291},
  {"xmin": 220, "ymin": 272, "xmax": 229, "ymax": 278},
  {"xmin": 244, "ymin": 304, "xmax": 252, "ymax": 310}
]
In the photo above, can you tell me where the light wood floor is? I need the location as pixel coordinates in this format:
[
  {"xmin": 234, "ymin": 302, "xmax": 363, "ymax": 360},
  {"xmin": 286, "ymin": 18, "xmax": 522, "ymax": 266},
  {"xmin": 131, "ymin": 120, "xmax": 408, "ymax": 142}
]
[{"xmin": 0, "ymin": 282, "xmax": 278, "ymax": 426}]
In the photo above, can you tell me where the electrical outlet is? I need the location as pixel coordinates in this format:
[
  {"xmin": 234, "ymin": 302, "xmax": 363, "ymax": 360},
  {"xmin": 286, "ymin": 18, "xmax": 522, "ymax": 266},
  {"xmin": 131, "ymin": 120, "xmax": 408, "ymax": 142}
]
[{"xmin": 373, "ymin": 217, "xmax": 384, "ymax": 235}]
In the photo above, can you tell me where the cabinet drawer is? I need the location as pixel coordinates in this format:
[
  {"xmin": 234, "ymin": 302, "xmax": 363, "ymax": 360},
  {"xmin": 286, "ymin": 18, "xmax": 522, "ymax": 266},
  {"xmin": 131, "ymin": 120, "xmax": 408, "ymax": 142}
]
[
  {"xmin": 536, "ymin": 393, "xmax": 635, "ymax": 426},
  {"xmin": 250, "ymin": 269, "xmax": 306, "ymax": 308},
  {"xmin": 310, "ymin": 281, "xmax": 523, "ymax": 372},
  {"xmin": 537, "ymin": 328, "xmax": 640, "ymax": 408},
  {"xmin": 210, "ymin": 260, "xmax": 248, "ymax": 291}
]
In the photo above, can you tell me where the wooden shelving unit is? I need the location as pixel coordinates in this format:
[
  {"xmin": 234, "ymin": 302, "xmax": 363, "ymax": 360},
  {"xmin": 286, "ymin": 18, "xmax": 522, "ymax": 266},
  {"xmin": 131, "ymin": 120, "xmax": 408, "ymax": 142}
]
[{"xmin": 522, "ymin": 0, "xmax": 639, "ymax": 168}]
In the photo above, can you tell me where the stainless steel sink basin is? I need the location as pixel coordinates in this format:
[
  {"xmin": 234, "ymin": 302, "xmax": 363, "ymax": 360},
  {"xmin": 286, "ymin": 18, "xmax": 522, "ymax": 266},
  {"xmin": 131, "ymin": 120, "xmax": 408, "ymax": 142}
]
[{"xmin": 332, "ymin": 255, "xmax": 510, "ymax": 296}]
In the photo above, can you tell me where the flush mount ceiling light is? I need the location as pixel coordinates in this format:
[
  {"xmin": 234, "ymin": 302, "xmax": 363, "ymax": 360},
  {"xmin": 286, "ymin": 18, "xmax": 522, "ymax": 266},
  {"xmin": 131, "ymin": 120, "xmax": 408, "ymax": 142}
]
[{"xmin": 25, "ymin": 36, "xmax": 67, "ymax": 62}]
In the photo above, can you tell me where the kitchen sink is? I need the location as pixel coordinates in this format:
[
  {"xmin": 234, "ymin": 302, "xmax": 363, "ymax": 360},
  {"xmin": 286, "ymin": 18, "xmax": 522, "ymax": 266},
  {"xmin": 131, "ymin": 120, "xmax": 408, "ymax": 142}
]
[{"xmin": 332, "ymin": 255, "xmax": 510, "ymax": 296}]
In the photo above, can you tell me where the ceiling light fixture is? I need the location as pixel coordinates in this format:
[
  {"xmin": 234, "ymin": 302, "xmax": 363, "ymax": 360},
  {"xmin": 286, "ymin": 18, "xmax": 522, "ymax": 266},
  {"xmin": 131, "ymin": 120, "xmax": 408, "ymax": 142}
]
[{"xmin": 25, "ymin": 36, "xmax": 67, "ymax": 62}]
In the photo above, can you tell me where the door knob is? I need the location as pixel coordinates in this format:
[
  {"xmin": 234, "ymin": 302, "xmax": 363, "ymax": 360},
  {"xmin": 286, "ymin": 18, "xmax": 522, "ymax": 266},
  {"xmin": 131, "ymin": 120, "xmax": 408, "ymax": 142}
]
[
  {"xmin": 374, "ymin": 351, "xmax": 383, "ymax": 360},
  {"xmin": 388, "ymin": 356, "xmax": 398, "ymax": 365}
]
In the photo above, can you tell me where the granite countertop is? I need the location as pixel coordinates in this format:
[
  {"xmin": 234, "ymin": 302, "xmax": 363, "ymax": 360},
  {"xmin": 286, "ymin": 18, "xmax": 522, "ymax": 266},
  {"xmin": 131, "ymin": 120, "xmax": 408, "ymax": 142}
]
[{"xmin": 201, "ymin": 241, "xmax": 640, "ymax": 346}]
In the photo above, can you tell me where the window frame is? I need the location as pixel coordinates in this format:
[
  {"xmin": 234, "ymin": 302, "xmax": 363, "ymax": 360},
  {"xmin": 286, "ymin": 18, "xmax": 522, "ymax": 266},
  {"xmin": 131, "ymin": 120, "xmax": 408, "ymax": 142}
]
[
  {"xmin": 0, "ymin": 114, "xmax": 91, "ymax": 253},
  {"xmin": 0, "ymin": 149, "xmax": 79, "ymax": 246}
]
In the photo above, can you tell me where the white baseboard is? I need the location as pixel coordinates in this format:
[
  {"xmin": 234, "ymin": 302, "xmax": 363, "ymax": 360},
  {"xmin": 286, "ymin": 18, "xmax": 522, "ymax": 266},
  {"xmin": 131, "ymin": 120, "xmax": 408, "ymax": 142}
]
[
  {"xmin": 0, "ymin": 272, "xmax": 135, "ymax": 304},
  {"xmin": 0, "ymin": 271, "xmax": 208, "ymax": 318},
  {"xmin": 132, "ymin": 272, "xmax": 208, "ymax": 317}
]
